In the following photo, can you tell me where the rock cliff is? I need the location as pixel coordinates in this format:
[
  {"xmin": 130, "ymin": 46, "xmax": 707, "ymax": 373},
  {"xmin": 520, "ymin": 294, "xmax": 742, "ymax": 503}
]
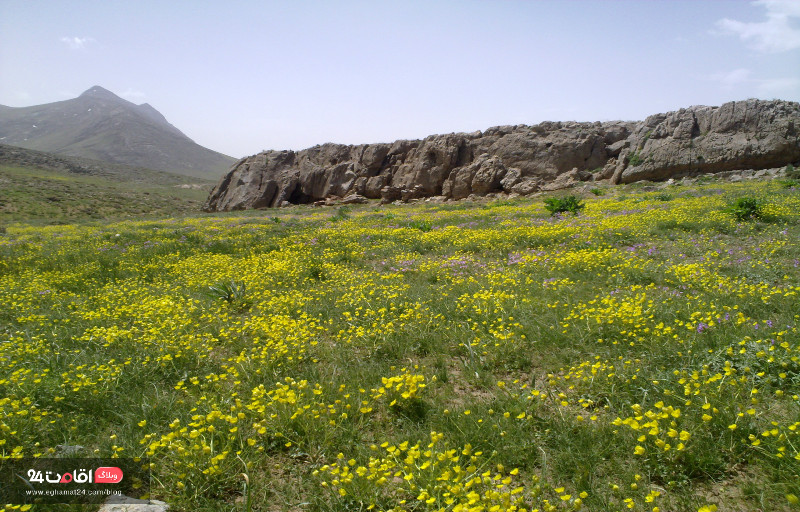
[{"xmin": 204, "ymin": 99, "xmax": 800, "ymax": 211}]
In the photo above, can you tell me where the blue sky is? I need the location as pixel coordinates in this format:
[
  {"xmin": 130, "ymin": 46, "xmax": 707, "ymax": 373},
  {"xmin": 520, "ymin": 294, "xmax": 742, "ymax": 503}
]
[{"xmin": 1, "ymin": 0, "xmax": 799, "ymax": 158}]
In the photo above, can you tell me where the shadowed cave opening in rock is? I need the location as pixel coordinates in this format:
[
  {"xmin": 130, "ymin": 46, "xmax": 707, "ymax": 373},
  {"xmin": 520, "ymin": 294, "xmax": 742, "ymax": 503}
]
[{"xmin": 288, "ymin": 183, "xmax": 313, "ymax": 205}]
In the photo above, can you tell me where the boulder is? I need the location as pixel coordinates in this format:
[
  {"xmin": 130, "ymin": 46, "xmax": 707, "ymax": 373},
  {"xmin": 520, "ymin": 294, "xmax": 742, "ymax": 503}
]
[
  {"xmin": 55, "ymin": 444, "xmax": 84, "ymax": 456},
  {"xmin": 540, "ymin": 167, "xmax": 592, "ymax": 191},
  {"xmin": 98, "ymin": 495, "xmax": 169, "ymax": 512},
  {"xmin": 380, "ymin": 185, "xmax": 402, "ymax": 204},
  {"xmin": 401, "ymin": 185, "xmax": 426, "ymax": 202},
  {"xmin": 441, "ymin": 154, "xmax": 508, "ymax": 199},
  {"xmin": 470, "ymin": 155, "xmax": 508, "ymax": 195},
  {"xmin": 425, "ymin": 195, "xmax": 448, "ymax": 203},
  {"xmin": 364, "ymin": 175, "xmax": 388, "ymax": 198},
  {"xmin": 341, "ymin": 193, "xmax": 368, "ymax": 204},
  {"xmin": 510, "ymin": 177, "xmax": 542, "ymax": 195}
]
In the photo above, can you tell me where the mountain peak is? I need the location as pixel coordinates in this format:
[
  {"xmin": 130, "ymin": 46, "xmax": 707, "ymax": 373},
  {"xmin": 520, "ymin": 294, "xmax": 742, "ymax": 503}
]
[
  {"xmin": 0, "ymin": 87, "xmax": 236, "ymax": 178},
  {"xmin": 80, "ymin": 86, "xmax": 122, "ymax": 101}
]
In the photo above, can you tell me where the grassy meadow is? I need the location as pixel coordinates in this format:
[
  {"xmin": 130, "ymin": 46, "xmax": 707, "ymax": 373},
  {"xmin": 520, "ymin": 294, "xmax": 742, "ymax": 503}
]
[
  {"xmin": 0, "ymin": 179, "xmax": 799, "ymax": 512},
  {"xmin": 0, "ymin": 163, "xmax": 211, "ymax": 226}
]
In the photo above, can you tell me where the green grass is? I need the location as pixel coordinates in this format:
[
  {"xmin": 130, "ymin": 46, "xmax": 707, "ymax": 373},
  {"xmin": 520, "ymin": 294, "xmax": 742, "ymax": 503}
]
[
  {"xmin": 0, "ymin": 163, "xmax": 211, "ymax": 226},
  {"xmin": 0, "ymin": 179, "xmax": 799, "ymax": 512}
]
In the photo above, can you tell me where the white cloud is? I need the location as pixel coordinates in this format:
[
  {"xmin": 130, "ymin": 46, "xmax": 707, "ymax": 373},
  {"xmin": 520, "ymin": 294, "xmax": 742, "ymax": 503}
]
[
  {"xmin": 708, "ymin": 68, "xmax": 753, "ymax": 89},
  {"xmin": 715, "ymin": 0, "xmax": 800, "ymax": 52},
  {"xmin": 120, "ymin": 88, "xmax": 146, "ymax": 101},
  {"xmin": 756, "ymin": 77, "xmax": 800, "ymax": 96},
  {"xmin": 60, "ymin": 36, "xmax": 96, "ymax": 50},
  {"xmin": 707, "ymin": 67, "xmax": 800, "ymax": 97}
]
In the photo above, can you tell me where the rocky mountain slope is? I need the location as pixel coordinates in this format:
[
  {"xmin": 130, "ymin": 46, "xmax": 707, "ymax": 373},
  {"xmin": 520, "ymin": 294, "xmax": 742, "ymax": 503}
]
[
  {"xmin": 0, "ymin": 86, "xmax": 235, "ymax": 179},
  {"xmin": 204, "ymin": 99, "xmax": 800, "ymax": 211}
]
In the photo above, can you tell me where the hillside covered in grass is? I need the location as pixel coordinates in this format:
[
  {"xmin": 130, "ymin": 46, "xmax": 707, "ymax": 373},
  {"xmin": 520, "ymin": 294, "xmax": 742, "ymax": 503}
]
[
  {"xmin": 1, "ymin": 179, "xmax": 799, "ymax": 511},
  {"xmin": 0, "ymin": 145, "xmax": 213, "ymax": 226}
]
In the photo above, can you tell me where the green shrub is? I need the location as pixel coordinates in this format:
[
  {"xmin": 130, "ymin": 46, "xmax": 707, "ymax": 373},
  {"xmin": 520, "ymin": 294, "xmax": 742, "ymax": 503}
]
[
  {"xmin": 408, "ymin": 219, "xmax": 433, "ymax": 232},
  {"xmin": 777, "ymin": 179, "xmax": 799, "ymax": 189},
  {"xmin": 654, "ymin": 193, "xmax": 673, "ymax": 201},
  {"xmin": 544, "ymin": 195, "xmax": 585, "ymax": 216},
  {"xmin": 785, "ymin": 163, "xmax": 799, "ymax": 179},
  {"xmin": 628, "ymin": 151, "xmax": 642, "ymax": 167},
  {"xmin": 206, "ymin": 280, "xmax": 250, "ymax": 310},
  {"xmin": 726, "ymin": 197, "xmax": 764, "ymax": 221},
  {"xmin": 590, "ymin": 188, "xmax": 605, "ymax": 196}
]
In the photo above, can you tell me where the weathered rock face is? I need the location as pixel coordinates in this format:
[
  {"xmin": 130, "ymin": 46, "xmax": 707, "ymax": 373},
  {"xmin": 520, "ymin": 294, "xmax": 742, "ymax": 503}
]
[
  {"xmin": 204, "ymin": 99, "xmax": 800, "ymax": 211},
  {"xmin": 613, "ymin": 99, "xmax": 800, "ymax": 184}
]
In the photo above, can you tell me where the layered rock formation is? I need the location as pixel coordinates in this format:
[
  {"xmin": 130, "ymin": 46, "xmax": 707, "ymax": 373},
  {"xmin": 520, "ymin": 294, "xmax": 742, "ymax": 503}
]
[{"xmin": 204, "ymin": 99, "xmax": 800, "ymax": 211}]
